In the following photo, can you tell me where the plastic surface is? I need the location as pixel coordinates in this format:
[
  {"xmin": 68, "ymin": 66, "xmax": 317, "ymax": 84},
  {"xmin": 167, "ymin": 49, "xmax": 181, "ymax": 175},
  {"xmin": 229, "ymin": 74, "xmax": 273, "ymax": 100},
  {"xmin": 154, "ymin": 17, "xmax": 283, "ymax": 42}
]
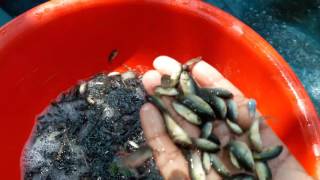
[{"xmin": 0, "ymin": 0, "xmax": 319, "ymax": 179}]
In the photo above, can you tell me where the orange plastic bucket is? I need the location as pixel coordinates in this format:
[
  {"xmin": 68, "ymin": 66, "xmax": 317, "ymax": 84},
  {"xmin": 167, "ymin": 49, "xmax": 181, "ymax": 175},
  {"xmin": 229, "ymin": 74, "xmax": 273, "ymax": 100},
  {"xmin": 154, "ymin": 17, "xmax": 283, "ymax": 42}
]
[{"xmin": 0, "ymin": 0, "xmax": 319, "ymax": 179}]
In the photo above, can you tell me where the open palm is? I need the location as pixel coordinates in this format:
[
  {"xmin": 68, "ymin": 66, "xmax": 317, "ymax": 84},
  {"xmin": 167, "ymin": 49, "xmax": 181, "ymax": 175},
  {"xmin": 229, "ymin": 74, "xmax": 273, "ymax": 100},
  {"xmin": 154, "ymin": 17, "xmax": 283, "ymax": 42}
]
[{"xmin": 139, "ymin": 56, "xmax": 312, "ymax": 180}]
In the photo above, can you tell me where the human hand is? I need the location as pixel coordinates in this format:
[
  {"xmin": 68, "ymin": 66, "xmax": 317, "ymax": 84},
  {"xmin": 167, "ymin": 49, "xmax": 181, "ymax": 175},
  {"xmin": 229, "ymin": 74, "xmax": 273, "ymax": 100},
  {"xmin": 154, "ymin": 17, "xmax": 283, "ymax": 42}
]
[{"xmin": 139, "ymin": 56, "xmax": 312, "ymax": 180}]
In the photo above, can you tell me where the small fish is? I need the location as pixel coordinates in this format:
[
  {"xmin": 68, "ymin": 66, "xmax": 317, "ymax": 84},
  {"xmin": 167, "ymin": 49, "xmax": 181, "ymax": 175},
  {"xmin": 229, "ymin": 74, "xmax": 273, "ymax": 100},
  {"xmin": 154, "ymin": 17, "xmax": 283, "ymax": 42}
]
[
  {"xmin": 199, "ymin": 88, "xmax": 233, "ymax": 99},
  {"xmin": 128, "ymin": 141, "xmax": 139, "ymax": 149},
  {"xmin": 255, "ymin": 161, "xmax": 272, "ymax": 180},
  {"xmin": 147, "ymin": 96, "xmax": 167, "ymax": 113},
  {"xmin": 169, "ymin": 64, "xmax": 183, "ymax": 87},
  {"xmin": 188, "ymin": 151, "xmax": 206, "ymax": 180},
  {"xmin": 179, "ymin": 71, "xmax": 198, "ymax": 95},
  {"xmin": 163, "ymin": 113, "xmax": 192, "ymax": 146},
  {"xmin": 248, "ymin": 99, "xmax": 257, "ymax": 120},
  {"xmin": 190, "ymin": 75, "xmax": 200, "ymax": 93},
  {"xmin": 207, "ymin": 133, "xmax": 221, "ymax": 145},
  {"xmin": 86, "ymin": 96, "xmax": 96, "ymax": 105},
  {"xmin": 161, "ymin": 75, "xmax": 173, "ymax": 88},
  {"xmin": 122, "ymin": 146, "xmax": 152, "ymax": 168},
  {"xmin": 199, "ymin": 92, "xmax": 227, "ymax": 119},
  {"xmin": 182, "ymin": 56, "xmax": 202, "ymax": 70},
  {"xmin": 226, "ymin": 173, "xmax": 255, "ymax": 180},
  {"xmin": 210, "ymin": 153, "xmax": 231, "ymax": 178},
  {"xmin": 226, "ymin": 119, "xmax": 243, "ymax": 135},
  {"xmin": 228, "ymin": 140, "xmax": 255, "ymax": 171},
  {"xmin": 78, "ymin": 82, "xmax": 87, "ymax": 95},
  {"xmin": 211, "ymin": 95, "xmax": 227, "ymax": 119},
  {"xmin": 229, "ymin": 151, "xmax": 241, "ymax": 169},
  {"xmin": 200, "ymin": 122, "xmax": 213, "ymax": 139},
  {"xmin": 109, "ymin": 72, "xmax": 122, "ymax": 81},
  {"xmin": 108, "ymin": 49, "xmax": 118, "ymax": 62},
  {"xmin": 202, "ymin": 152, "xmax": 211, "ymax": 174},
  {"xmin": 249, "ymin": 120, "xmax": 263, "ymax": 152},
  {"xmin": 253, "ymin": 145, "xmax": 283, "ymax": 161},
  {"xmin": 192, "ymin": 138, "xmax": 220, "ymax": 153},
  {"xmin": 178, "ymin": 94, "xmax": 215, "ymax": 118},
  {"xmin": 107, "ymin": 72, "xmax": 121, "ymax": 77},
  {"xmin": 226, "ymin": 99, "xmax": 238, "ymax": 122},
  {"xmin": 155, "ymin": 86, "xmax": 179, "ymax": 96},
  {"xmin": 172, "ymin": 101, "xmax": 202, "ymax": 125},
  {"xmin": 121, "ymin": 71, "xmax": 136, "ymax": 80}
]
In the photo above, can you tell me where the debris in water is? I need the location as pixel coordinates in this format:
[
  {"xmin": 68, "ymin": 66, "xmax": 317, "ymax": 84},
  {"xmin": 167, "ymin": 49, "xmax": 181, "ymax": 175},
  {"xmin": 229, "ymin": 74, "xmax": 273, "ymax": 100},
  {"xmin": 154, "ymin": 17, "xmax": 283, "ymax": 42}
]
[{"xmin": 23, "ymin": 72, "xmax": 162, "ymax": 180}]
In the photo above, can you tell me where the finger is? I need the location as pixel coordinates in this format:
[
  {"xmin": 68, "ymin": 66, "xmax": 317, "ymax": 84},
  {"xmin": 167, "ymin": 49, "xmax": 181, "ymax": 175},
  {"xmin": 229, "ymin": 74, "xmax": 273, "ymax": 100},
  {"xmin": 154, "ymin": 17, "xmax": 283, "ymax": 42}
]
[
  {"xmin": 191, "ymin": 61, "xmax": 243, "ymax": 96},
  {"xmin": 259, "ymin": 127, "xmax": 306, "ymax": 176},
  {"xmin": 275, "ymin": 156, "xmax": 313, "ymax": 180},
  {"xmin": 140, "ymin": 103, "xmax": 190, "ymax": 179},
  {"xmin": 153, "ymin": 56, "xmax": 181, "ymax": 75},
  {"xmin": 191, "ymin": 61, "xmax": 253, "ymax": 129},
  {"xmin": 142, "ymin": 70, "xmax": 162, "ymax": 95}
]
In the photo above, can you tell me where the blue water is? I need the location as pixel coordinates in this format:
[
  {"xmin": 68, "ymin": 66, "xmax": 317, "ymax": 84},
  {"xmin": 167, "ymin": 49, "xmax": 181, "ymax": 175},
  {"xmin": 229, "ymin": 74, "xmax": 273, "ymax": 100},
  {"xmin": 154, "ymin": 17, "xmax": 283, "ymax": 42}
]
[
  {"xmin": 206, "ymin": 0, "xmax": 320, "ymax": 114},
  {"xmin": 0, "ymin": 8, "xmax": 11, "ymax": 26}
]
